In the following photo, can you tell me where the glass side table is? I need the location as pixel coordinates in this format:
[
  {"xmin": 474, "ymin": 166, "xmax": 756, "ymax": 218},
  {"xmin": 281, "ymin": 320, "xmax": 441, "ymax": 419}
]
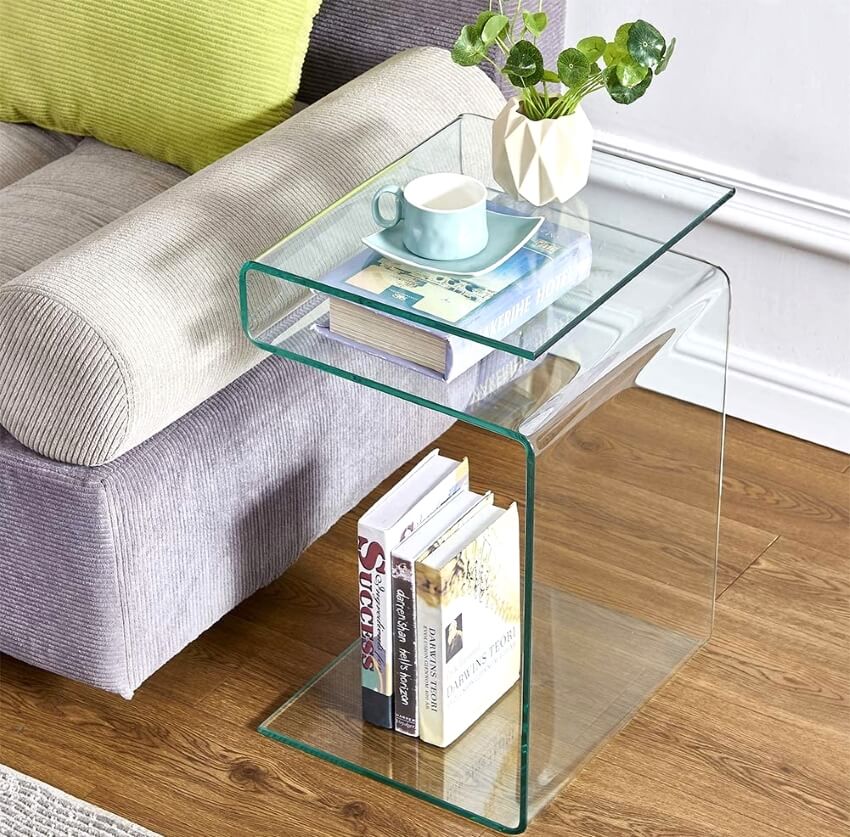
[{"xmin": 240, "ymin": 114, "xmax": 734, "ymax": 833}]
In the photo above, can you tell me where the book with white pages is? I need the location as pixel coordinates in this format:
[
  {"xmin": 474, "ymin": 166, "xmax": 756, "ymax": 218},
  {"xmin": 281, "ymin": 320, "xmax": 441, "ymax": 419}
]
[
  {"xmin": 358, "ymin": 449, "xmax": 469, "ymax": 728},
  {"xmin": 416, "ymin": 502, "xmax": 521, "ymax": 747},
  {"xmin": 390, "ymin": 489, "xmax": 494, "ymax": 736}
]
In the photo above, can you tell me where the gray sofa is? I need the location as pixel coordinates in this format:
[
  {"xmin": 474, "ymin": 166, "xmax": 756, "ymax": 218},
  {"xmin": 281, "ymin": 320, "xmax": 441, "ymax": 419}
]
[{"xmin": 0, "ymin": 4, "xmax": 564, "ymax": 697}]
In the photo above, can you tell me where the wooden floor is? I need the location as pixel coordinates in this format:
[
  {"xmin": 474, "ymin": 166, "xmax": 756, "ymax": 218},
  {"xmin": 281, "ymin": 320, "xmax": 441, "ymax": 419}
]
[{"xmin": 1, "ymin": 405, "xmax": 848, "ymax": 837}]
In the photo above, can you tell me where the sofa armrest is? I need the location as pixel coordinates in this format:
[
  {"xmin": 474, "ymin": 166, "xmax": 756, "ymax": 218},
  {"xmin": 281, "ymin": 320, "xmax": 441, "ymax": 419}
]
[{"xmin": 0, "ymin": 48, "xmax": 505, "ymax": 465}]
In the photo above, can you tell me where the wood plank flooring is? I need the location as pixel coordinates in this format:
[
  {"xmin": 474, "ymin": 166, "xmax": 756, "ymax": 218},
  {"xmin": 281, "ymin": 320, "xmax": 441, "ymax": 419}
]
[{"xmin": 1, "ymin": 398, "xmax": 847, "ymax": 837}]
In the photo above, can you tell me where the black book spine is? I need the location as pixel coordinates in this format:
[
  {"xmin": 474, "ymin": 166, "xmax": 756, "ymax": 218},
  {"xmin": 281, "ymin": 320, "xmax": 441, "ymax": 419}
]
[{"xmin": 392, "ymin": 555, "xmax": 418, "ymax": 736}]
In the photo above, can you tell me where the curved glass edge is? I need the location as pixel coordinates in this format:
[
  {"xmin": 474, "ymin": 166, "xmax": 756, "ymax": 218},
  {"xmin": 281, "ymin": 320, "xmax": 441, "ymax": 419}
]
[
  {"xmin": 707, "ymin": 264, "xmax": 731, "ymax": 641},
  {"xmin": 245, "ymin": 112, "xmax": 735, "ymax": 362},
  {"xmin": 531, "ymin": 199, "xmax": 733, "ymax": 359},
  {"xmin": 524, "ymin": 637, "xmax": 705, "ymax": 823},
  {"xmin": 246, "ymin": 267, "xmax": 730, "ymax": 832},
  {"xmin": 240, "ymin": 252, "xmax": 729, "ymax": 445},
  {"xmin": 240, "ymin": 264, "xmax": 535, "ymax": 448},
  {"xmin": 258, "ymin": 723, "xmax": 527, "ymax": 834}
]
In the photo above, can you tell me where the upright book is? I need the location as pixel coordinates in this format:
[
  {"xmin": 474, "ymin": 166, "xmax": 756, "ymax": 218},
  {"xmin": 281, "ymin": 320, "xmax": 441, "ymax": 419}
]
[
  {"xmin": 390, "ymin": 489, "xmax": 494, "ymax": 737},
  {"xmin": 357, "ymin": 450, "xmax": 469, "ymax": 728},
  {"xmin": 320, "ymin": 212, "xmax": 592, "ymax": 380},
  {"xmin": 416, "ymin": 502, "xmax": 521, "ymax": 747}
]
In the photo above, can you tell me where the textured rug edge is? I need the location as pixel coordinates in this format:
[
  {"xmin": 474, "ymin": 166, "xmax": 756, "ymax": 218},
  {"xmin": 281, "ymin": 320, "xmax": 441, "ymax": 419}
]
[{"xmin": 0, "ymin": 764, "xmax": 161, "ymax": 837}]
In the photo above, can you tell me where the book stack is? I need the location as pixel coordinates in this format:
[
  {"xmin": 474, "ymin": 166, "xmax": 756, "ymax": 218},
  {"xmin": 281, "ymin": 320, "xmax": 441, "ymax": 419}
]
[
  {"xmin": 320, "ymin": 211, "xmax": 592, "ymax": 381},
  {"xmin": 358, "ymin": 450, "xmax": 520, "ymax": 748}
]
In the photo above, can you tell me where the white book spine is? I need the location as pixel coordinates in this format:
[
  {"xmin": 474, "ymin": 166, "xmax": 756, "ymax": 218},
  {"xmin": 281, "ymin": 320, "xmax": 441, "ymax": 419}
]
[
  {"xmin": 417, "ymin": 504, "xmax": 521, "ymax": 747},
  {"xmin": 358, "ymin": 523, "xmax": 394, "ymax": 728},
  {"xmin": 359, "ymin": 457, "xmax": 469, "ymax": 728},
  {"xmin": 417, "ymin": 601, "xmax": 445, "ymax": 745}
]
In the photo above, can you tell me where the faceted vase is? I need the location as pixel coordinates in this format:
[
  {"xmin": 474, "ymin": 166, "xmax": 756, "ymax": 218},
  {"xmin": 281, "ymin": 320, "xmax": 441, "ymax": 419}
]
[{"xmin": 492, "ymin": 97, "xmax": 593, "ymax": 206}]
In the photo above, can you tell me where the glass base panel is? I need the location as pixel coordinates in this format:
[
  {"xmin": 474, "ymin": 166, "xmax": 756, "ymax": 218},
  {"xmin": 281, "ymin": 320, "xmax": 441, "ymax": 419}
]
[{"xmin": 259, "ymin": 583, "xmax": 701, "ymax": 833}]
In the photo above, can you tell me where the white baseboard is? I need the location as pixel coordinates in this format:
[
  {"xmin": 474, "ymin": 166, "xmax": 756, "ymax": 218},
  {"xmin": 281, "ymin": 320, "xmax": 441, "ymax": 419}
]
[
  {"xmin": 593, "ymin": 130, "xmax": 850, "ymax": 260},
  {"xmin": 644, "ymin": 332, "xmax": 850, "ymax": 454},
  {"xmin": 592, "ymin": 130, "xmax": 850, "ymax": 452}
]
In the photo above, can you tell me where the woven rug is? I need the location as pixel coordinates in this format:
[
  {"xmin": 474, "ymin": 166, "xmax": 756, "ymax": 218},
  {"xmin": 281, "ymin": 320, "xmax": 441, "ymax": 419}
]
[{"xmin": 0, "ymin": 765, "xmax": 160, "ymax": 837}]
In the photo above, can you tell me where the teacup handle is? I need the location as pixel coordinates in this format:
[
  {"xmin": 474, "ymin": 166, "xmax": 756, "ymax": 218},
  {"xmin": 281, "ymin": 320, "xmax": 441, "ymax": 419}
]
[{"xmin": 372, "ymin": 185, "xmax": 404, "ymax": 228}]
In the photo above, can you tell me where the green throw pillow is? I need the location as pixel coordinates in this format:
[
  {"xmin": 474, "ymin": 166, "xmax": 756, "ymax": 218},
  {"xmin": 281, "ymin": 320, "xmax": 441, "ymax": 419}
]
[{"xmin": 0, "ymin": 0, "xmax": 322, "ymax": 172}]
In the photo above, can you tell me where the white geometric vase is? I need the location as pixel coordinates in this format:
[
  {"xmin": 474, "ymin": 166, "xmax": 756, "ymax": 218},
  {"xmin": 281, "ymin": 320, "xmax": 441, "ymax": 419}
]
[{"xmin": 492, "ymin": 97, "xmax": 593, "ymax": 206}]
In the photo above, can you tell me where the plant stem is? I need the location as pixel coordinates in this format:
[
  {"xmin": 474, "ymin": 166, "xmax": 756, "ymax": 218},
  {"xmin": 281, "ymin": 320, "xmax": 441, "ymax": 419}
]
[
  {"xmin": 483, "ymin": 55, "xmax": 502, "ymax": 74},
  {"xmin": 511, "ymin": 0, "xmax": 522, "ymax": 38}
]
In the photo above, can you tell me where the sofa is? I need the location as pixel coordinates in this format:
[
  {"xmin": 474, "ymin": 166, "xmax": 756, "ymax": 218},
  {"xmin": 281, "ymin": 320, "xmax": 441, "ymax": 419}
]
[{"xmin": 0, "ymin": 3, "xmax": 564, "ymax": 697}]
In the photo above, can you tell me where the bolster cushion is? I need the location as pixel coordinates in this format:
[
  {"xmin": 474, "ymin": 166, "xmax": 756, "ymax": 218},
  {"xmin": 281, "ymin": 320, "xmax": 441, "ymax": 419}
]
[{"xmin": 0, "ymin": 48, "xmax": 505, "ymax": 465}]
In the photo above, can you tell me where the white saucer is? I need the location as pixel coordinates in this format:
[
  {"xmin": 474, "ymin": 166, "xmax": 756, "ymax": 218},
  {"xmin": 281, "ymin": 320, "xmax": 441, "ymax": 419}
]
[{"xmin": 362, "ymin": 210, "xmax": 543, "ymax": 276}]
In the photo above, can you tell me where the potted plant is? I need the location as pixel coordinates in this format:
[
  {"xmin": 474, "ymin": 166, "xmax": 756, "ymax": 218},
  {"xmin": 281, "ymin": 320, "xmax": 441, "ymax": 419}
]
[{"xmin": 452, "ymin": 5, "xmax": 675, "ymax": 206}]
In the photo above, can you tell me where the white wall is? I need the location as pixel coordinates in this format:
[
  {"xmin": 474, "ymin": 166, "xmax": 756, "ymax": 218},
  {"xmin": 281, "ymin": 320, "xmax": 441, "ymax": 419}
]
[{"xmin": 567, "ymin": 0, "xmax": 850, "ymax": 451}]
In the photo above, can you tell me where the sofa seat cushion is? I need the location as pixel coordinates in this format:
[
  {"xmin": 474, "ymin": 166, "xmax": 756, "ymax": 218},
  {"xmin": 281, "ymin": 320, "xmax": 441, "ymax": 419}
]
[
  {"xmin": 0, "ymin": 350, "xmax": 453, "ymax": 697},
  {"xmin": 0, "ymin": 123, "xmax": 80, "ymax": 190},
  {"xmin": 0, "ymin": 137, "xmax": 186, "ymax": 284},
  {"xmin": 0, "ymin": 48, "xmax": 505, "ymax": 466}
]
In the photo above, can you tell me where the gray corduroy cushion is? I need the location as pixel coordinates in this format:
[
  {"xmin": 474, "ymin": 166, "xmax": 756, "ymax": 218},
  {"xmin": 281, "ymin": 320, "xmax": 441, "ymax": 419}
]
[
  {"xmin": 0, "ymin": 122, "xmax": 80, "ymax": 189},
  {"xmin": 0, "ymin": 47, "xmax": 505, "ymax": 466},
  {"xmin": 0, "ymin": 138, "xmax": 186, "ymax": 284},
  {"xmin": 0, "ymin": 350, "xmax": 453, "ymax": 697},
  {"xmin": 300, "ymin": 0, "xmax": 566, "ymax": 103}
]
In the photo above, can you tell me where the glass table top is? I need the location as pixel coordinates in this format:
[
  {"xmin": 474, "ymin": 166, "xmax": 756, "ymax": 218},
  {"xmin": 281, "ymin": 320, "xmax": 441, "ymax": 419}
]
[{"xmin": 242, "ymin": 114, "xmax": 733, "ymax": 361}]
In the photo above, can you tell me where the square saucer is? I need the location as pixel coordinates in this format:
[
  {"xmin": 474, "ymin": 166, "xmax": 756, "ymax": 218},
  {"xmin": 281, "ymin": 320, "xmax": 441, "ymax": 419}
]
[{"xmin": 362, "ymin": 210, "xmax": 543, "ymax": 277}]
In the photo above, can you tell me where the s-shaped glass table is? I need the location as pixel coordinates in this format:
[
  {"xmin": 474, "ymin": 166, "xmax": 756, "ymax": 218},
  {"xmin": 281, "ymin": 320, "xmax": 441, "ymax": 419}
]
[{"xmin": 240, "ymin": 114, "xmax": 733, "ymax": 833}]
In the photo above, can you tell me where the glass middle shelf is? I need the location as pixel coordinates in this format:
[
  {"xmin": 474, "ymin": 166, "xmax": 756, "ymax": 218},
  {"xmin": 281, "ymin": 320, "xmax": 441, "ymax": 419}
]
[{"xmin": 241, "ymin": 114, "xmax": 733, "ymax": 362}]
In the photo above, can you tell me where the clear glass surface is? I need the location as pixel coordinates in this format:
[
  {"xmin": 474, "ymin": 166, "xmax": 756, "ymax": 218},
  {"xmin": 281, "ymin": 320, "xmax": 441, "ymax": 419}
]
[
  {"xmin": 245, "ymin": 119, "xmax": 731, "ymax": 832},
  {"xmin": 242, "ymin": 114, "xmax": 733, "ymax": 360}
]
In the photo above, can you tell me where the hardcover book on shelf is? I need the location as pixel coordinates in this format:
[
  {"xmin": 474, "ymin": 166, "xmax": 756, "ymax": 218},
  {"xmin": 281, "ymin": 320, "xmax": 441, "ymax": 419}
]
[
  {"xmin": 318, "ymin": 212, "xmax": 592, "ymax": 380},
  {"xmin": 357, "ymin": 449, "xmax": 469, "ymax": 728},
  {"xmin": 416, "ymin": 502, "xmax": 521, "ymax": 748},
  {"xmin": 390, "ymin": 490, "xmax": 494, "ymax": 737}
]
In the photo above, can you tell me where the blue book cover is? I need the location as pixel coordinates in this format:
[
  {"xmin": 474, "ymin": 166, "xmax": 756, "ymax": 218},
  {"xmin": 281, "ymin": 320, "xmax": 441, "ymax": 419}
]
[{"xmin": 321, "ymin": 210, "xmax": 592, "ymax": 380}]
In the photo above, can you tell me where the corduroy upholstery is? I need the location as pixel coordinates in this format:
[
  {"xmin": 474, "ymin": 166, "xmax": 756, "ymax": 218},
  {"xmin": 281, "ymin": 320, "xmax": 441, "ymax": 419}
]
[
  {"xmin": 0, "ymin": 0, "xmax": 322, "ymax": 172},
  {"xmin": 0, "ymin": 122, "xmax": 80, "ymax": 189},
  {"xmin": 0, "ymin": 48, "xmax": 505, "ymax": 466},
  {"xmin": 0, "ymin": 352, "xmax": 453, "ymax": 697},
  {"xmin": 0, "ymin": 47, "xmax": 505, "ymax": 695},
  {"xmin": 0, "ymin": 138, "xmax": 186, "ymax": 284},
  {"xmin": 300, "ymin": 0, "xmax": 566, "ymax": 103}
]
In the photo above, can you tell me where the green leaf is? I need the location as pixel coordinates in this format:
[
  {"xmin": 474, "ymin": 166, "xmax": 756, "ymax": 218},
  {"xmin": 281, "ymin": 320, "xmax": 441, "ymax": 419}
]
[
  {"xmin": 603, "ymin": 41, "xmax": 628, "ymax": 67},
  {"xmin": 576, "ymin": 36, "xmax": 606, "ymax": 62},
  {"xmin": 482, "ymin": 13, "xmax": 509, "ymax": 45},
  {"xmin": 656, "ymin": 36, "xmax": 676, "ymax": 74},
  {"xmin": 504, "ymin": 40, "xmax": 545, "ymax": 86},
  {"xmin": 616, "ymin": 58, "xmax": 649, "ymax": 88},
  {"xmin": 542, "ymin": 69, "xmax": 561, "ymax": 84},
  {"xmin": 614, "ymin": 22, "xmax": 633, "ymax": 46},
  {"xmin": 522, "ymin": 10, "xmax": 548, "ymax": 37},
  {"xmin": 588, "ymin": 61, "xmax": 602, "ymax": 76},
  {"xmin": 606, "ymin": 68, "xmax": 652, "ymax": 104},
  {"xmin": 475, "ymin": 10, "xmax": 495, "ymax": 30},
  {"xmin": 451, "ymin": 23, "xmax": 486, "ymax": 67},
  {"xmin": 557, "ymin": 47, "xmax": 590, "ymax": 87},
  {"xmin": 627, "ymin": 19, "xmax": 666, "ymax": 68}
]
